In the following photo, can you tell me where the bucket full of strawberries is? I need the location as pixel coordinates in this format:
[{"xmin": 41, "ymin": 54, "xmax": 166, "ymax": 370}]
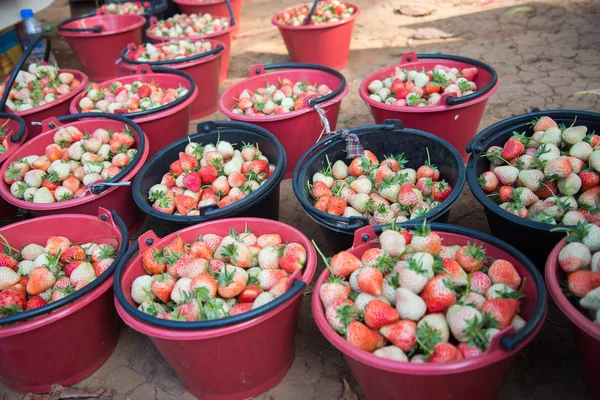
[
  {"xmin": 171, "ymin": 0, "xmax": 243, "ymax": 36},
  {"xmin": 466, "ymin": 110, "xmax": 600, "ymax": 268},
  {"xmin": 0, "ymin": 113, "xmax": 149, "ymax": 232},
  {"xmin": 0, "ymin": 113, "xmax": 27, "ymax": 221},
  {"xmin": 219, "ymin": 62, "xmax": 349, "ymax": 179},
  {"xmin": 272, "ymin": 1, "xmax": 359, "ymax": 70},
  {"xmin": 292, "ymin": 119, "xmax": 466, "ymax": 252},
  {"xmin": 545, "ymin": 222, "xmax": 600, "ymax": 398},
  {"xmin": 132, "ymin": 120, "xmax": 286, "ymax": 235},
  {"xmin": 359, "ymin": 52, "xmax": 499, "ymax": 161},
  {"xmin": 113, "ymin": 217, "xmax": 316, "ymax": 400},
  {"xmin": 0, "ymin": 208, "xmax": 128, "ymax": 393},
  {"xmin": 312, "ymin": 221, "xmax": 547, "ymax": 400}
]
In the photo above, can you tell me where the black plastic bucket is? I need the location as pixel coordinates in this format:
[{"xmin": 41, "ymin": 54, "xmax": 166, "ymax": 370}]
[
  {"xmin": 133, "ymin": 120, "xmax": 287, "ymax": 235},
  {"xmin": 466, "ymin": 110, "xmax": 600, "ymax": 269},
  {"xmin": 292, "ymin": 119, "xmax": 466, "ymax": 253}
]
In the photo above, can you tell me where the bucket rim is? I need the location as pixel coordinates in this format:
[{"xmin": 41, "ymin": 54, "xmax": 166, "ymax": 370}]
[
  {"xmin": 0, "ymin": 114, "xmax": 149, "ymax": 211},
  {"xmin": 218, "ymin": 68, "xmax": 349, "ymax": 122},
  {"xmin": 291, "ymin": 120, "xmax": 467, "ymax": 233},
  {"xmin": 466, "ymin": 110, "xmax": 600, "ymax": 234},
  {"xmin": 358, "ymin": 53, "xmax": 499, "ymax": 112},
  {"xmin": 58, "ymin": 13, "xmax": 147, "ymax": 38},
  {"xmin": 271, "ymin": 2, "xmax": 360, "ymax": 30},
  {"xmin": 145, "ymin": 16, "xmax": 235, "ymax": 42},
  {"xmin": 0, "ymin": 209, "xmax": 128, "ymax": 335},
  {"xmin": 113, "ymin": 217, "xmax": 316, "ymax": 338},
  {"xmin": 545, "ymin": 233, "xmax": 600, "ymax": 342},
  {"xmin": 120, "ymin": 38, "xmax": 225, "ymax": 68},
  {"xmin": 132, "ymin": 120, "xmax": 287, "ymax": 223},
  {"xmin": 3, "ymin": 69, "xmax": 89, "ymax": 117},
  {"xmin": 312, "ymin": 222, "xmax": 548, "ymax": 374},
  {"xmin": 0, "ymin": 113, "xmax": 27, "ymax": 165}
]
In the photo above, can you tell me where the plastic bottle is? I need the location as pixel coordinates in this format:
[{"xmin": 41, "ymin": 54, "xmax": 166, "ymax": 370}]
[{"xmin": 18, "ymin": 9, "xmax": 57, "ymax": 67}]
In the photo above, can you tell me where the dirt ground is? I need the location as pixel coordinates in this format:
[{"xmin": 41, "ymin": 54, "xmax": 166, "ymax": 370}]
[{"xmin": 2, "ymin": 0, "xmax": 600, "ymax": 398}]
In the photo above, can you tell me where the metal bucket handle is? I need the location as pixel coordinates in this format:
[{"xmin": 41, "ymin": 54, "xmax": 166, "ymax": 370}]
[
  {"xmin": 120, "ymin": 41, "xmax": 225, "ymax": 67},
  {"xmin": 0, "ymin": 34, "xmax": 51, "ymax": 110},
  {"xmin": 39, "ymin": 112, "xmax": 146, "ymax": 195},
  {"xmin": 0, "ymin": 208, "xmax": 129, "ymax": 327},
  {"xmin": 113, "ymin": 232, "xmax": 307, "ymax": 330},
  {"xmin": 354, "ymin": 222, "xmax": 547, "ymax": 352},
  {"xmin": 57, "ymin": 10, "xmax": 104, "ymax": 33},
  {"xmin": 399, "ymin": 52, "xmax": 498, "ymax": 107}
]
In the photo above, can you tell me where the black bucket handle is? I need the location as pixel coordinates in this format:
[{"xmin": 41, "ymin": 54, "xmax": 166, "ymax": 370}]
[
  {"xmin": 120, "ymin": 41, "xmax": 225, "ymax": 67},
  {"xmin": 0, "ymin": 34, "xmax": 51, "ymax": 111},
  {"xmin": 57, "ymin": 10, "xmax": 104, "ymax": 33},
  {"xmin": 365, "ymin": 222, "xmax": 547, "ymax": 352},
  {"xmin": 113, "ymin": 236, "xmax": 306, "ymax": 330},
  {"xmin": 42, "ymin": 112, "xmax": 146, "ymax": 195},
  {"xmin": 303, "ymin": 0, "xmax": 320, "ymax": 25},
  {"xmin": 250, "ymin": 62, "xmax": 346, "ymax": 107},
  {"xmin": 149, "ymin": 0, "xmax": 235, "ymax": 28},
  {"xmin": 0, "ymin": 113, "xmax": 27, "ymax": 144},
  {"xmin": 398, "ymin": 52, "xmax": 498, "ymax": 108},
  {"xmin": 0, "ymin": 209, "xmax": 129, "ymax": 327}
]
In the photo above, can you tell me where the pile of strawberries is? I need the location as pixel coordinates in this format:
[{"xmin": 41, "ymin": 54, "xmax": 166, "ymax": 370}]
[
  {"xmin": 308, "ymin": 150, "xmax": 453, "ymax": 226},
  {"xmin": 317, "ymin": 222, "xmax": 527, "ymax": 363},
  {"xmin": 100, "ymin": 2, "xmax": 148, "ymax": 15},
  {"xmin": 367, "ymin": 65, "xmax": 478, "ymax": 107},
  {"xmin": 478, "ymin": 116, "xmax": 600, "ymax": 226},
  {"xmin": 148, "ymin": 139, "xmax": 274, "ymax": 216},
  {"xmin": 231, "ymin": 79, "xmax": 333, "ymax": 116},
  {"xmin": 2, "ymin": 124, "xmax": 137, "ymax": 204},
  {"xmin": 148, "ymin": 13, "xmax": 230, "ymax": 38},
  {"xmin": 132, "ymin": 227, "xmax": 307, "ymax": 321},
  {"xmin": 276, "ymin": 1, "xmax": 355, "ymax": 26},
  {"xmin": 0, "ymin": 235, "xmax": 117, "ymax": 317},
  {"xmin": 78, "ymin": 81, "xmax": 188, "ymax": 114},
  {"xmin": 0, "ymin": 121, "xmax": 8, "ymax": 156},
  {"xmin": 126, "ymin": 40, "xmax": 213, "ymax": 63},
  {"xmin": 0, "ymin": 64, "xmax": 80, "ymax": 113},
  {"xmin": 556, "ymin": 221, "xmax": 600, "ymax": 326}
]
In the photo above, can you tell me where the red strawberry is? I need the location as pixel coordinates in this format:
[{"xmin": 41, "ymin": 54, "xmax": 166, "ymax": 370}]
[
  {"xmin": 26, "ymin": 267, "xmax": 56, "ymax": 295},
  {"xmin": 488, "ymin": 259, "xmax": 521, "ymax": 290},
  {"xmin": 428, "ymin": 343, "xmax": 463, "ymax": 363},
  {"xmin": 455, "ymin": 243, "xmax": 486, "ymax": 272},
  {"xmin": 499, "ymin": 186, "xmax": 514, "ymax": 203},
  {"xmin": 458, "ymin": 342, "xmax": 483, "ymax": 359},
  {"xmin": 189, "ymin": 241, "xmax": 213, "ymax": 260},
  {"xmin": 311, "ymin": 181, "xmax": 333, "ymax": 198},
  {"xmin": 169, "ymin": 160, "xmax": 184, "ymax": 176},
  {"xmin": 364, "ymin": 299, "xmax": 399, "ymax": 329},
  {"xmin": 374, "ymin": 166, "xmax": 395, "ymax": 187},
  {"xmin": 199, "ymin": 165, "xmax": 218, "ymax": 184},
  {"xmin": 179, "ymin": 152, "xmax": 198, "ymax": 172},
  {"xmin": 481, "ymin": 298, "xmax": 519, "ymax": 329},
  {"xmin": 141, "ymin": 247, "xmax": 167, "ymax": 275},
  {"xmin": 568, "ymin": 270, "xmax": 600, "ymax": 298},
  {"xmin": 0, "ymin": 254, "xmax": 18, "ymax": 271},
  {"xmin": 330, "ymin": 251, "xmax": 362, "ymax": 278},
  {"xmin": 398, "ymin": 182, "xmax": 418, "ymax": 206},
  {"xmin": 238, "ymin": 284, "xmax": 261, "ymax": 303},
  {"xmin": 533, "ymin": 179, "xmax": 558, "ymax": 199},
  {"xmin": 470, "ymin": 271, "xmax": 491, "ymax": 295},
  {"xmin": 230, "ymin": 302, "xmax": 253, "ymax": 316},
  {"xmin": 327, "ymin": 196, "xmax": 346, "ymax": 216},
  {"xmin": 532, "ymin": 116, "xmax": 557, "ymax": 132},
  {"xmin": 153, "ymin": 191, "xmax": 176, "ymax": 214},
  {"xmin": 174, "ymin": 194, "xmax": 197, "ymax": 216},
  {"xmin": 460, "ymin": 67, "xmax": 478, "ymax": 81},
  {"xmin": 247, "ymin": 159, "xmax": 269, "ymax": 179},
  {"xmin": 0, "ymin": 284, "xmax": 26, "ymax": 314},
  {"xmin": 93, "ymin": 258, "xmax": 113, "ymax": 276},
  {"xmin": 26, "ymin": 295, "xmax": 47, "ymax": 310},
  {"xmin": 183, "ymin": 172, "xmax": 202, "ymax": 192},
  {"xmin": 477, "ymin": 172, "xmax": 499, "ymax": 193},
  {"xmin": 190, "ymin": 272, "xmax": 218, "ymax": 298},
  {"xmin": 416, "ymin": 165, "xmax": 439, "ymax": 181},
  {"xmin": 379, "ymin": 320, "xmax": 417, "ymax": 352},
  {"xmin": 152, "ymin": 273, "xmax": 176, "ymax": 303},
  {"xmin": 501, "ymin": 138, "xmax": 525, "ymax": 160},
  {"xmin": 279, "ymin": 242, "xmax": 307, "ymax": 274},
  {"xmin": 421, "ymin": 274, "xmax": 456, "ymax": 312},
  {"xmin": 432, "ymin": 181, "xmax": 452, "ymax": 202},
  {"xmin": 346, "ymin": 321, "xmax": 386, "ymax": 352},
  {"xmin": 357, "ymin": 267, "xmax": 384, "ymax": 296},
  {"xmin": 61, "ymin": 245, "xmax": 85, "ymax": 264},
  {"xmin": 579, "ymin": 170, "xmax": 600, "ymax": 192}
]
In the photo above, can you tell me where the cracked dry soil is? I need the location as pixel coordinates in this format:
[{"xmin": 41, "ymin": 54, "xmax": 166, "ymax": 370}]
[{"xmin": 1, "ymin": 0, "xmax": 600, "ymax": 398}]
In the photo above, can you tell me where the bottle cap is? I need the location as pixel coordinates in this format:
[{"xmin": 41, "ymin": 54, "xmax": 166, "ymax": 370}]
[{"xmin": 20, "ymin": 9, "xmax": 34, "ymax": 19}]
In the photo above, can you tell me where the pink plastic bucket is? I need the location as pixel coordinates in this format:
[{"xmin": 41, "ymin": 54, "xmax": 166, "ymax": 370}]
[
  {"xmin": 272, "ymin": 2, "xmax": 359, "ymax": 70},
  {"xmin": 0, "ymin": 208, "xmax": 128, "ymax": 393},
  {"xmin": 218, "ymin": 62, "xmax": 349, "ymax": 179},
  {"xmin": 312, "ymin": 223, "xmax": 547, "ymax": 400},
  {"xmin": 0, "ymin": 114, "xmax": 149, "ymax": 232},
  {"xmin": 113, "ymin": 217, "xmax": 317, "ymax": 400},
  {"xmin": 172, "ymin": 0, "xmax": 243, "ymax": 35},
  {"xmin": 545, "ymin": 235, "xmax": 600, "ymax": 398},
  {"xmin": 120, "ymin": 40, "xmax": 224, "ymax": 119},
  {"xmin": 359, "ymin": 52, "xmax": 499, "ymax": 162},
  {"xmin": 69, "ymin": 65, "xmax": 197, "ymax": 157},
  {"xmin": 58, "ymin": 10, "xmax": 146, "ymax": 82},
  {"xmin": 0, "ymin": 113, "xmax": 27, "ymax": 220},
  {"xmin": 146, "ymin": 15, "xmax": 234, "ymax": 82}
]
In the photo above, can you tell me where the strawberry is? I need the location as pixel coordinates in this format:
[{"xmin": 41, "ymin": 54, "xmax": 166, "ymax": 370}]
[
  {"xmin": 93, "ymin": 258, "xmax": 113, "ymax": 276},
  {"xmin": 174, "ymin": 194, "xmax": 197, "ymax": 216},
  {"xmin": 326, "ymin": 196, "xmax": 346, "ymax": 216},
  {"xmin": 432, "ymin": 180, "xmax": 452, "ymax": 202},
  {"xmin": 230, "ymin": 302, "xmax": 253, "ymax": 316},
  {"xmin": 470, "ymin": 271, "xmax": 491, "ymax": 295},
  {"xmin": 579, "ymin": 170, "xmax": 599, "ymax": 192},
  {"xmin": 379, "ymin": 319, "xmax": 416, "ymax": 352},
  {"xmin": 141, "ymin": 247, "xmax": 167, "ymax": 275},
  {"xmin": 61, "ymin": 245, "xmax": 85, "ymax": 264},
  {"xmin": 279, "ymin": 242, "xmax": 307, "ymax": 273},
  {"xmin": 411, "ymin": 222, "xmax": 442, "ymax": 254},
  {"xmin": 217, "ymin": 265, "xmax": 248, "ymax": 298},
  {"xmin": 238, "ymin": 284, "xmax": 261, "ymax": 303},
  {"xmin": 346, "ymin": 321, "xmax": 386, "ymax": 352},
  {"xmin": 428, "ymin": 342, "xmax": 463, "ymax": 363},
  {"xmin": 247, "ymin": 159, "xmax": 269, "ymax": 179},
  {"xmin": 330, "ymin": 251, "xmax": 362, "ymax": 278},
  {"xmin": 169, "ymin": 160, "xmax": 184, "ymax": 175},
  {"xmin": 458, "ymin": 342, "xmax": 484, "ymax": 359},
  {"xmin": 398, "ymin": 182, "xmax": 418, "ymax": 206},
  {"xmin": 219, "ymin": 242, "xmax": 251, "ymax": 268},
  {"xmin": 493, "ymin": 166, "xmax": 519, "ymax": 185},
  {"xmin": 0, "ymin": 254, "xmax": 18, "ymax": 272},
  {"xmin": 151, "ymin": 273, "xmax": 176, "ymax": 303},
  {"xmin": 311, "ymin": 181, "xmax": 333, "ymax": 198},
  {"xmin": 179, "ymin": 152, "xmax": 198, "ymax": 172},
  {"xmin": 0, "ymin": 267, "xmax": 21, "ymax": 290},
  {"xmin": 26, "ymin": 295, "xmax": 47, "ymax": 310},
  {"xmin": 189, "ymin": 241, "xmax": 213, "ymax": 260},
  {"xmin": 421, "ymin": 274, "xmax": 456, "ymax": 313},
  {"xmin": 183, "ymin": 172, "xmax": 202, "ymax": 192},
  {"xmin": 558, "ymin": 242, "xmax": 591, "ymax": 273},
  {"xmin": 364, "ymin": 298, "xmax": 399, "ymax": 329},
  {"xmin": 532, "ymin": 116, "xmax": 558, "ymax": 132},
  {"xmin": 27, "ymin": 266, "xmax": 56, "ymax": 295},
  {"xmin": 478, "ymin": 172, "xmax": 499, "ymax": 193},
  {"xmin": 501, "ymin": 138, "xmax": 525, "ymax": 161},
  {"xmin": 374, "ymin": 166, "xmax": 395, "ymax": 187},
  {"xmin": 544, "ymin": 156, "xmax": 572, "ymax": 180},
  {"xmin": 0, "ymin": 284, "xmax": 26, "ymax": 314},
  {"xmin": 190, "ymin": 272, "xmax": 218, "ymax": 298},
  {"xmin": 481, "ymin": 298, "xmax": 519, "ymax": 329},
  {"xmin": 45, "ymin": 236, "xmax": 71, "ymax": 256},
  {"xmin": 257, "ymin": 233, "xmax": 282, "ymax": 248},
  {"xmin": 488, "ymin": 259, "xmax": 521, "ymax": 290},
  {"xmin": 211, "ymin": 176, "xmax": 231, "ymax": 196},
  {"xmin": 199, "ymin": 165, "xmax": 218, "ymax": 184},
  {"xmin": 257, "ymin": 269, "xmax": 287, "ymax": 291},
  {"xmin": 202, "ymin": 234, "xmax": 223, "ymax": 252},
  {"xmin": 568, "ymin": 270, "xmax": 600, "ymax": 297},
  {"xmin": 533, "ymin": 179, "xmax": 558, "ymax": 199},
  {"xmin": 455, "ymin": 242, "xmax": 486, "ymax": 272},
  {"xmin": 460, "ymin": 67, "xmax": 478, "ymax": 81},
  {"xmin": 395, "ymin": 288, "xmax": 427, "ymax": 321}
]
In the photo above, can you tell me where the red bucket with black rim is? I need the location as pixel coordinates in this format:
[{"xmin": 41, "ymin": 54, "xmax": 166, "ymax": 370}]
[
  {"xmin": 58, "ymin": 10, "xmax": 146, "ymax": 82},
  {"xmin": 0, "ymin": 113, "xmax": 27, "ymax": 220},
  {"xmin": 359, "ymin": 52, "xmax": 499, "ymax": 162},
  {"xmin": 0, "ymin": 208, "xmax": 128, "ymax": 393}
]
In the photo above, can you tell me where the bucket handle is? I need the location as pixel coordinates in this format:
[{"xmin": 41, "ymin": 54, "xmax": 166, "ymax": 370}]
[
  {"xmin": 113, "ymin": 240, "xmax": 307, "ymax": 330},
  {"xmin": 1, "ymin": 113, "xmax": 27, "ymax": 144},
  {"xmin": 57, "ymin": 10, "xmax": 104, "ymax": 33},
  {"xmin": 303, "ymin": 0, "xmax": 320, "ymax": 25},
  {"xmin": 40, "ymin": 113, "xmax": 146, "ymax": 195},
  {"xmin": 249, "ymin": 62, "xmax": 346, "ymax": 107},
  {"xmin": 398, "ymin": 52, "xmax": 498, "ymax": 107},
  {"xmin": 119, "ymin": 41, "xmax": 225, "ymax": 67},
  {"xmin": 465, "ymin": 123, "xmax": 498, "ymax": 156},
  {"xmin": 0, "ymin": 34, "xmax": 51, "ymax": 111},
  {"xmin": 0, "ymin": 209, "xmax": 129, "ymax": 327},
  {"xmin": 223, "ymin": 0, "xmax": 237, "ymax": 26}
]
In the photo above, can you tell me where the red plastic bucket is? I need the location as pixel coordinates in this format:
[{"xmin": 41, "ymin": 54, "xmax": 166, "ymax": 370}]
[
  {"xmin": 218, "ymin": 62, "xmax": 349, "ymax": 179},
  {"xmin": 272, "ymin": 2, "xmax": 359, "ymax": 70},
  {"xmin": 0, "ymin": 113, "xmax": 149, "ymax": 232},
  {"xmin": 172, "ymin": 0, "xmax": 243, "ymax": 35},
  {"xmin": 113, "ymin": 217, "xmax": 316, "ymax": 400},
  {"xmin": 312, "ymin": 223, "xmax": 547, "ymax": 400},
  {"xmin": 0, "ymin": 208, "xmax": 128, "ymax": 393},
  {"xmin": 120, "ymin": 40, "xmax": 224, "ymax": 119},
  {"xmin": 58, "ymin": 10, "xmax": 146, "ymax": 82},
  {"xmin": 69, "ymin": 65, "xmax": 197, "ymax": 157},
  {"xmin": 0, "ymin": 113, "xmax": 27, "ymax": 220},
  {"xmin": 545, "ymin": 235, "xmax": 600, "ymax": 398},
  {"xmin": 359, "ymin": 52, "xmax": 499, "ymax": 162}
]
